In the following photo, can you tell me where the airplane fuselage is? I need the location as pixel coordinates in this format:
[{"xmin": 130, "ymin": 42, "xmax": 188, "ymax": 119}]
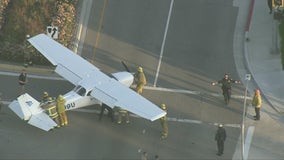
[{"xmin": 63, "ymin": 85, "xmax": 102, "ymax": 111}]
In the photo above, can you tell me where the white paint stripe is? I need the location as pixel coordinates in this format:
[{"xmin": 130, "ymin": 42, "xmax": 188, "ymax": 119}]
[
  {"xmin": 244, "ymin": 126, "xmax": 254, "ymax": 160},
  {"xmin": 0, "ymin": 69, "xmax": 251, "ymax": 100},
  {"xmin": 153, "ymin": 0, "xmax": 175, "ymax": 87},
  {"xmin": 142, "ymin": 85, "xmax": 252, "ymax": 100}
]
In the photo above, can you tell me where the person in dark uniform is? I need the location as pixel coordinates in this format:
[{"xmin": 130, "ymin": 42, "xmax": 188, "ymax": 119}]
[
  {"xmin": 99, "ymin": 103, "xmax": 114, "ymax": 122},
  {"xmin": 211, "ymin": 73, "xmax": 240, "ymax": 105},
  {"xmin": 215, "ymin": 124, "xmax": 226, "ymax": 156},
  {"xmin": 18, "ymin": 69, "xmax": 27, "ymax": 94}
]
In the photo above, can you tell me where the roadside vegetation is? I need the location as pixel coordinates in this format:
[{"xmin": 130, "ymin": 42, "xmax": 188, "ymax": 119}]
[{"xmin": 0, "ymin": 0, "xmax": 78, "ymax": 66}]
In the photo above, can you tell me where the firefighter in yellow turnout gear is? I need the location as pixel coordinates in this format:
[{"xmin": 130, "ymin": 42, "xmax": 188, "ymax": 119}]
[
  {"xmin": 57, "ymin": 95, "xmax": 68, "ymax": 126},
  {"xmin": 160, "ymin": 104, "xmax": 168, "ymax": 139},
  {"xmin": 134, "ymin": 66, "xmax": 147, "ymax": 94},
  {"xmin": 46, "ymin": 97, "xmax": 60, "ymax": 128},
  {"xmin": 41, "ymin": 91, "xmax": 49, "ymax": 103},
  {"xmin": 117, "ymin": 107, "xmax": 130, "ymax": 124}
]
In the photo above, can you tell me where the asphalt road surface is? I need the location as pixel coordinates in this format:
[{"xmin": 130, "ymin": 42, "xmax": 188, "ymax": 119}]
[{"xmin": 0, "ymin": 0, "xmax": 245, "ymax": 159}]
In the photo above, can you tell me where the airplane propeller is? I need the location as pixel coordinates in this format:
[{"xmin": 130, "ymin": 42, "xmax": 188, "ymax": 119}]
[{"xmin": 121, "ymin": 61, "xmax": 131, "ymax": 72}]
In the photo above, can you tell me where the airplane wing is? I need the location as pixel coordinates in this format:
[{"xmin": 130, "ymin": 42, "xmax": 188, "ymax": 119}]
[
  {"xmin": 28, "ymin": 34, "xmax": 166, "ymax": 121},
  {"xmin": 9, "ymin": 93, "xmax": 58, "ymax": 131},
  {"xmin": 91, "ymin": 80, "xmax": 166, "ymax": 121}
]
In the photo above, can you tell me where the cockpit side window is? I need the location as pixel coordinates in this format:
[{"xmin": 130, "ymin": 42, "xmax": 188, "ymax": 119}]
[{"xmin": 73, "ymin": 85, "xmax": 86, "ymax": 96}]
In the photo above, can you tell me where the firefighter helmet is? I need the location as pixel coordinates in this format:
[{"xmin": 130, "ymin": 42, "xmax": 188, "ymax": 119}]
[
  {"xmin": 58, "ymin": 95, "xmax": 64, "ymax": 101},
  {"xmin": 47, "ymin": 97, "xmax": 53, "ymax": 102},
  {"xmin": 160, "ymin": 103, "xmax": 166, "ymax": 110},
  {"xmin": 43, "ymin": 91, "xmax": 49, "ymax": 98},
  {"xmin": 137, "ymin": 66, "xmax": 143, "ymax": 72}
]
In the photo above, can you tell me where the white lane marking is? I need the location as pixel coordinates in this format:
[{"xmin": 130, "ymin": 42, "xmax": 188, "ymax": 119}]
[
  {"xmin": 244, "ymin": 126, "xmax": 254, "ymax": 160},
  {"xmin": 153, "ymin": 0, "xmax": 175, "ymax": 87},
  {"xmin": 142, "ymin": 85, "xmax": 252, "ymax": 100},
  {"xmin": 0, "ymin": 69, "xmax": 250, "ymax": 101},
  {"xmin": 0, "ymin": 70, "xmax": 250, "ymax": 99}
]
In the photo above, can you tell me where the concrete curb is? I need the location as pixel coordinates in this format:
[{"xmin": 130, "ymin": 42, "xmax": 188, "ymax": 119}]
[{"xmin": 243, "ymin": 0, "xmax": 281, "ymax": 113}]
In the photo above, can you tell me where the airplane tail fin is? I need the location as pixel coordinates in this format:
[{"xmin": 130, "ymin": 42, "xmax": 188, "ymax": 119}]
[{"xmin": 9, "ymin": 93, "xmax": 58, "ymax": 131}]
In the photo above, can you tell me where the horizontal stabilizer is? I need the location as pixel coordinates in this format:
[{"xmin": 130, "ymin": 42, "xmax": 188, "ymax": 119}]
[
  {"xmin": 9, "ymin": 93, "xmax": 41, "ymax": 120},
  {"xmin": 28, "ymin": 113, "xmax": 58, "ymax": 131},
  {"xmin": 8, "ymin": 93, "xmax": 57, "ymax": 131},
  {"xmin": 9, "ymin": 100, "xmax": 29, "ymax": 120}
]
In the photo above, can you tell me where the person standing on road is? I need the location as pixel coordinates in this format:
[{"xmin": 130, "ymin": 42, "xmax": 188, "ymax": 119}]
[
  {"xmin": 46, "ymin": 97, "xmax": 60, "ymax": 128},
  {"xmin": 215, "ymin": 124, "xmax": 226, "ymax": 156},
  {"xmin": 117, "ymin": 107, "xmax": 130, "ymax": 124},
  {"xmin": 159, "ymin": 104, "xmax": 168, "ymax": 139},
  {"xmin": 41, "ymin": 91, "xmax": 50, "ymax": 104},
  {"xmin": 252, "ymin": 89, "xmax": 262, "ymax": 121},
  {"xmin": 18, "ymin": 69, "xmax": 27, "ymax": 94},
  {"xmin": 134, "ymin": 66, "xmax": 147, "ymax": 95},
  {"xmin": 211, "ymin": 73, "xmax": 241, "ymax": 105},
  {"xmin": 141, "ymin": 151, "xmax": 148, "ymax": 160},
  {"xmin": 57, "ymin": 95, "xmax": 68, "ymax": 126}
]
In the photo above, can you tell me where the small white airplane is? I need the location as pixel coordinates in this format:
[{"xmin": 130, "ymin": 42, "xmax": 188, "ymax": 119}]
[{"xmin": 9, "ymin": 34, "xmax": 166, "ymax": 131}]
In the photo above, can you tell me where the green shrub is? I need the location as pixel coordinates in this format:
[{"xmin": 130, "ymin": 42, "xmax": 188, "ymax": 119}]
[{"xmin": 0, "ymin": 0, "xmax": 77, "ymax": 65}]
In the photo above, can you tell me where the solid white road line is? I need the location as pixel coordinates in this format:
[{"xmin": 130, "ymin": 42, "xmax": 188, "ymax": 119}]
[{"xmin": 0, "ymin": 70, "xmax": 250, "ymax": 99}]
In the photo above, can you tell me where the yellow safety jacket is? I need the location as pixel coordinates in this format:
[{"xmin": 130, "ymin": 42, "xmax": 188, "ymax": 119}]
[
  {"xmin": 252, "ymin": 94, "xmax": 262, "ymax": 108},
  {"xmin": 134, "ymin": 72, "xmax": 146, "ymax": 86},
  {"xmin": 47, "ymin": 105, "xmax": 58, "ymax": 119},
  {"xmin": 57, "ymin": 99, "xmax": 66, "ymax": 113},
  {"xmin": 160, "ymin": 115, "xmax": 167, "ymax": 122}
]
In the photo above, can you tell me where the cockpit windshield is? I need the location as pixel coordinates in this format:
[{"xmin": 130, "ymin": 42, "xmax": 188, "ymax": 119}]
[{"xmin": 73, "ymin": 85, "xmax": 87, "ymax": 96}]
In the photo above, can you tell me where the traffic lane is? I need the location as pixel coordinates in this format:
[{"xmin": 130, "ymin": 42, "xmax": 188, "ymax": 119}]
[
  {"xmin": 0, "ymin": 74, "xmax": 73, "ymax": 101},
  {"xmin": 80, "ymin": 0, "xmax": 104, "ymax": 59},
  {"xmin": 84, "ymin": 0, "xmax": 172, "ymax": 82},
  {"xmin": 142, "ymin": 89, "xmax": 243, "ymax": 125},
  {"xmin": 158, "ymin": 0, "xmax": 239, "ymax": 89},
  {"xmin": 0, "ymin": 105, "xmax": 240, "ymax": 159}
]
